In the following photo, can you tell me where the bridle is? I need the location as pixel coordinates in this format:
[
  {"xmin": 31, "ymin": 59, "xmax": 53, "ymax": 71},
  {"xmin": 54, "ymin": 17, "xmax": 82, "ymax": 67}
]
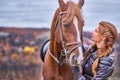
[{"xmin": 49, "ymin": 11, "xmax": 83, "ymax": 66}]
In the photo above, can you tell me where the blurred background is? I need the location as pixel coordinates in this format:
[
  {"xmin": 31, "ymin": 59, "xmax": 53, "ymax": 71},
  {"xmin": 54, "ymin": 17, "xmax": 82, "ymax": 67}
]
[{"xmin": 0, "ymin": 0, "xmax": 120, "ymax": 80}]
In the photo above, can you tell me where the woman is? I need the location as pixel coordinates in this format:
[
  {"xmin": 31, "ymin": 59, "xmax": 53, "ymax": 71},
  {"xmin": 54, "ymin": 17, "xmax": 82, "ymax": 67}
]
[{"xmin": 74, "ymin": 21, "xmax": 118, "ymax": 80}]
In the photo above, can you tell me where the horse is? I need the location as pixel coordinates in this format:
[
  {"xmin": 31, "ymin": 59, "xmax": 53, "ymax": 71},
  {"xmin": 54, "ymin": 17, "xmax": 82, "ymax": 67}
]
[{"xmin": 42, "ymin": 0, "xmax": 84, "ymax": 80}]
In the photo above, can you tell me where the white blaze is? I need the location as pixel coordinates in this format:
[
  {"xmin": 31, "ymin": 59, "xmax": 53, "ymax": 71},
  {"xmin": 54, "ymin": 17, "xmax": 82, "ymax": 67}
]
[{"xmin": 73, "ymin": 17, "xmax": 83, "ymax": 64}]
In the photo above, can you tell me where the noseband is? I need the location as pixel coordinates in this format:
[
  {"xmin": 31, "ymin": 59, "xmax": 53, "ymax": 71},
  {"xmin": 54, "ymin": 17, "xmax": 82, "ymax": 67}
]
[{"xmin": 49, "ymin": 11, "xmax": 82, "ymax": 65}]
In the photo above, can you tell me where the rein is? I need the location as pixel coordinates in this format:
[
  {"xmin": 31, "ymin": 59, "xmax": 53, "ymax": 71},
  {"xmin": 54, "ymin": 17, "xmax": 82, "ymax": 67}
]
[{"xmin": 49, "ymin": 11, "xmax": 82, "ymax": 65}]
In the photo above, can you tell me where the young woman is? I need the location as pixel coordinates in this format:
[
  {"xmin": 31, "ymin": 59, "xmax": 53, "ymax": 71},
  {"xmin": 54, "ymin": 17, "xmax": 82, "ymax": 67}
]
[{"xmin": 74, "ymin": 21, "xmax": 118, "ymax": 80}]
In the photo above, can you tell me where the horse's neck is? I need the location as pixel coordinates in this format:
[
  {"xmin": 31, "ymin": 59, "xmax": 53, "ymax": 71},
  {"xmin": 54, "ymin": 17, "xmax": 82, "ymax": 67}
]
[{"xmin": 50, "ymin": 40, "xmax": 61, "ymax": 55}]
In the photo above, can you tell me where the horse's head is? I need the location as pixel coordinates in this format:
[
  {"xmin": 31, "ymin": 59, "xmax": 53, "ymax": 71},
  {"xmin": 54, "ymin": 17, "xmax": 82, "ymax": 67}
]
[{"xmin": 50, "ymin": 0, "xmax": 84, "ymax": 66}]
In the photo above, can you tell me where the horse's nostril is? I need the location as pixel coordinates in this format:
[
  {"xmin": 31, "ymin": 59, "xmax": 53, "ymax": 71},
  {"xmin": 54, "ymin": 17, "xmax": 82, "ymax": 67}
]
[
  {"xmin": 72, "ymin": 55, "xmax": 78, "ymax": 65},
  {"xmin": 69, "ymin": 54, "xmax": 79, "ymax": 67}
]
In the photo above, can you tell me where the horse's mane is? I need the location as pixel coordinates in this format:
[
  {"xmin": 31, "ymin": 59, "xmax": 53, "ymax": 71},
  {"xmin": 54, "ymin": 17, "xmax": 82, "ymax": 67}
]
[{"xmin": 50, "ymin": 1, "xmax": 84, "ymax": 51}]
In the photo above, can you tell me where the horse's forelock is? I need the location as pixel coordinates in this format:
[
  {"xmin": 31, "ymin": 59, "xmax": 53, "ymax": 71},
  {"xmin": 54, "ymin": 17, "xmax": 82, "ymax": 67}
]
[{"xmin": 63, "ymin": 1, "xmax": 84, "ymax": 26}]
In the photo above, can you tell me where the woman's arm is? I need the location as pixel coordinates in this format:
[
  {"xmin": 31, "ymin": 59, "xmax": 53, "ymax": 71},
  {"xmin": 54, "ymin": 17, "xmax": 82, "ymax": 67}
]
[{"xmin": 82, "ymin": 37, "xmax": 94, "ymax": 53}]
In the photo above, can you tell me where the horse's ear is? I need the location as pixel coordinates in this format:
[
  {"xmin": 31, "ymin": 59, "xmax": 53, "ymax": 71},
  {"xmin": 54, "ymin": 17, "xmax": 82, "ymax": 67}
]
[
  {"xmin": 58, "ymin": 0, "xmax": 67, "ymax": 11},
  {"xmin": 78, "ymin": 0, "xmax": 84, "ymax": 8}
]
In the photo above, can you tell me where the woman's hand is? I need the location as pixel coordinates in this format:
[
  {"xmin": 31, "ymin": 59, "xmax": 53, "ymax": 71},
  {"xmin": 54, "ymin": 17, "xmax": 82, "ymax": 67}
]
[{"xmin": 79, "ymin": 64, "xmax": 83, "ymax": 73}]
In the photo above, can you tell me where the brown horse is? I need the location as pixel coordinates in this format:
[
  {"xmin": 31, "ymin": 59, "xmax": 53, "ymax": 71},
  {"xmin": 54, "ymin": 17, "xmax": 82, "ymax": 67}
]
[{"xmin": 42, "ymin": 0, "xmax": 84, "ymax": 80}]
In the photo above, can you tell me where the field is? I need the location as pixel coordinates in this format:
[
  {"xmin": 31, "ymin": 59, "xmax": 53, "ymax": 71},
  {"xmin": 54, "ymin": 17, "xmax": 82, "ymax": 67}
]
[{"xmin": 0, "ymin": 27, "xmax": 120, "ymax": 80}]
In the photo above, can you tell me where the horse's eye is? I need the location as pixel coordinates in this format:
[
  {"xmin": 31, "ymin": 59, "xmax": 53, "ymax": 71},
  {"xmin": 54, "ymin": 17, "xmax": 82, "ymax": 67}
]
[{"xmin": 64, "ymin": 24, "xmax": 69, "ymax": 29}]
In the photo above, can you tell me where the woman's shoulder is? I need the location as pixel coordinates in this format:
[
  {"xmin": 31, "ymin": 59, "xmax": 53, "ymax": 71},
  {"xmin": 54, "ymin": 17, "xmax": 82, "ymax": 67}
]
[
  {"xmin": 99, "ymin": 51, "xmax": 115, "ymax": 66},
  {"xmin": 101, "ymin": 50, "xmax": 114, "ymax": 61}
]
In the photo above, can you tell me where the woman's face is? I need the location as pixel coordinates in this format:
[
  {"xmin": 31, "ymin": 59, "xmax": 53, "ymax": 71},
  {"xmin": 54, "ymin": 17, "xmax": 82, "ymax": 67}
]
[{"xmin": 91, "ymin": 27, "xmax": 102, "ymax": 42}]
